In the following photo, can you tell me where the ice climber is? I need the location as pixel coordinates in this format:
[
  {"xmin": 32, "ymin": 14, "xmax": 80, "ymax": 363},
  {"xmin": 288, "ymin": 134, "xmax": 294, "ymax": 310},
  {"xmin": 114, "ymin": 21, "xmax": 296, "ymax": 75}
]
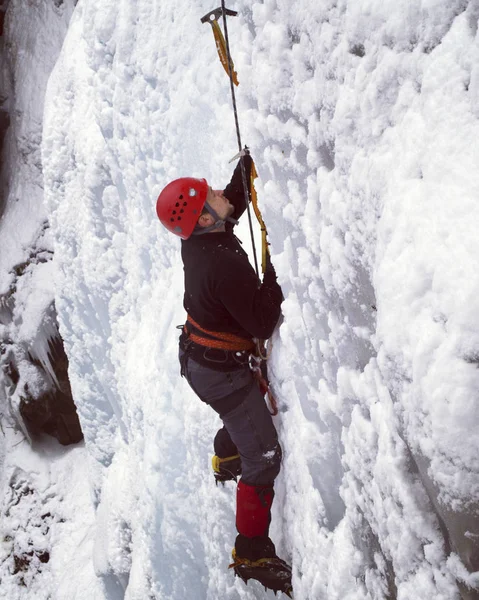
[{"xmin": 156, "ymin": 151, "xmax": 292, "ymax": 596}]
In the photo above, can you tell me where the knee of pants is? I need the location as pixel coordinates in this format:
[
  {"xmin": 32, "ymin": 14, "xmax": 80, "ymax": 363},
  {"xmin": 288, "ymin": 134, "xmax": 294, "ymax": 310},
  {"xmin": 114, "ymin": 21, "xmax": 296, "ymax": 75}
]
[{"xmin": 242, "ymin": 442, "xmax": 282, "ymax": 486}]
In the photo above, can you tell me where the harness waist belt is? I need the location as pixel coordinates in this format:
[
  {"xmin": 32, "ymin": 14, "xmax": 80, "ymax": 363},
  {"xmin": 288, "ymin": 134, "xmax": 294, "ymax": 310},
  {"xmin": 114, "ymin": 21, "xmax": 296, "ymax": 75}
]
[{"xmin": 184, "ymin": 314, "xmax": 255, "ymax": 352}]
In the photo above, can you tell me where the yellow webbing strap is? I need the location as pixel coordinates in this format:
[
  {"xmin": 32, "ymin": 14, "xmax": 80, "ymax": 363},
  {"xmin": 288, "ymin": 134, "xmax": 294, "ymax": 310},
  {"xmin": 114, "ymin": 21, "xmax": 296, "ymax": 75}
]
[
  {"xmin": 229, "ymin": 552, "xmax": 273, "ymax": 569},
  {"xmin": 212, "ymin": 454, "xmax": 240, "ymax": 473},
  {"xmin": 229, "ymin": 548, "xmax": 285, "ymax": 569},
  {"xmin": 249, "ymin": 159, "xmax": 269, "ymax": 274},
  {"xmin": 210, "ymin": 19, "xmax": 239, "ymax": 86}
]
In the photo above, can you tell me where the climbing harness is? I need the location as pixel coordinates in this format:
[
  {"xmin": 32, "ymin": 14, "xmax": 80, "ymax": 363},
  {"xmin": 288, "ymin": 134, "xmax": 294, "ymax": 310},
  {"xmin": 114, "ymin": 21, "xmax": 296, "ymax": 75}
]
[
  {"xmin": 183, "ymin": 315, "xmax": 278, "ymax": 415},
  {"xmin": 184, "ymin": 314, "xmax": 255, "ymax": 352}
]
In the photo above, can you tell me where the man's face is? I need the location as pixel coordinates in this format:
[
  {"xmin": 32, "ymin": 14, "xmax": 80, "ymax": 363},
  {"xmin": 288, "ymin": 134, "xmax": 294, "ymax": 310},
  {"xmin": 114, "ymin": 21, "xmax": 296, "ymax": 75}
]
[{"xmin": 204, "ymin": 187, "xmax": 234, "ymax": 220}]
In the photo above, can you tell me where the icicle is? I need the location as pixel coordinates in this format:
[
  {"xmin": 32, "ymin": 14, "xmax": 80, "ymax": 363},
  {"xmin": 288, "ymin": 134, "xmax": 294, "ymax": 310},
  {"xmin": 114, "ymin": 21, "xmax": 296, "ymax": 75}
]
[{"xmin": 28, "ymin": 312, "xmax": 61, "ymax": 389}]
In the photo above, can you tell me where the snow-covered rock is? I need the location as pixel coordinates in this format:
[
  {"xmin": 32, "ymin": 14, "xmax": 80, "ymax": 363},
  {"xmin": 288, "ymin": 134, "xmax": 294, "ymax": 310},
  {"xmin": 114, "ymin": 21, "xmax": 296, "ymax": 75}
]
[{"xmin": 0, "ymin": 1, "xmax": 95, "ymax": 598}]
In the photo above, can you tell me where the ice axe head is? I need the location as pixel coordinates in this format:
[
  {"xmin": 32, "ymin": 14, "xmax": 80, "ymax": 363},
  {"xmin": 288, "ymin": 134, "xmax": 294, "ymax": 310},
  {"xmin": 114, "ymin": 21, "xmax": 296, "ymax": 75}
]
[
  {"xmin": 200, "ymin": 6, "xmax": 239, "ymax": 86},
  {"xmin": 200, "ymin": 6, "xmax": 238, "ymax": 24}
]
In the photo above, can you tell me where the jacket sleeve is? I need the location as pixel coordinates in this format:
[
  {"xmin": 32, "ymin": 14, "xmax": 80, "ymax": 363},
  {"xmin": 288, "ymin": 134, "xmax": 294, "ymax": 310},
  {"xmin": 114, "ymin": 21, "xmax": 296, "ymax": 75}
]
[
  {"xmin": 217, "ymin": 254, "xmax": 283, "ymax": 339},
  {"xmin": 223, "ymin": 154, "xmax": 253, "ymax": 221}
]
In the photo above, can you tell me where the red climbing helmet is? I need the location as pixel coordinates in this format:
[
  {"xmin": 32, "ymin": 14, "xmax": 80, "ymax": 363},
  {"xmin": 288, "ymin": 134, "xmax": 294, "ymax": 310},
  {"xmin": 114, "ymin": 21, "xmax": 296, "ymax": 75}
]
[{"xmin": 156, "ymin": 177, "xmax": 209, "ymax": 240}]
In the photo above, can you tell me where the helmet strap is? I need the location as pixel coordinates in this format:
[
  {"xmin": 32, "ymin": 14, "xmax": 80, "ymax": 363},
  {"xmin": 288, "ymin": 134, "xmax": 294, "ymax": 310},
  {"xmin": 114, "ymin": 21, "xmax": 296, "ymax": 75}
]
[{"xmin": 191, "ymin": 202, "xmax": 238, "ymax": 236}]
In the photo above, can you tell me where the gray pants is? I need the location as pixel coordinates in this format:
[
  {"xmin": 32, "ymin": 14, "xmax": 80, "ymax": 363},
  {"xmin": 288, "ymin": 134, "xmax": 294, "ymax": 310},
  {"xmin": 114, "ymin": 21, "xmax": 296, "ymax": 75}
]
[{"xmin": 180, "ymin": 352, "xmax": 282, "ymax": 486}]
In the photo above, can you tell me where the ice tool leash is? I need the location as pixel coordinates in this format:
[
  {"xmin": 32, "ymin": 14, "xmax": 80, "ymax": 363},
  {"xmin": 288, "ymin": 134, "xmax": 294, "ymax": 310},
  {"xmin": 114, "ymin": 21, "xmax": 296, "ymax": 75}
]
[{"xmin": 201, "ymin": 3, "xmax": 278, "ymax": 416}]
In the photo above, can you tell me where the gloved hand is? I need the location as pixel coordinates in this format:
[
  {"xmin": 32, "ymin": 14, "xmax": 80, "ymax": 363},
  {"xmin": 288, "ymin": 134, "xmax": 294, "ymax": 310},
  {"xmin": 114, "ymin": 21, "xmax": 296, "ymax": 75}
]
[
  {"xmin": 264, "ymin": 251, "xmax": 278, "ymax": 283},
  {"xmin": 265, "ymin": 251, "xmax": 275, "ymax": 274},
  {"xmin": 264, "ymin": 252, "xmax": 284, "ymax": 301}
]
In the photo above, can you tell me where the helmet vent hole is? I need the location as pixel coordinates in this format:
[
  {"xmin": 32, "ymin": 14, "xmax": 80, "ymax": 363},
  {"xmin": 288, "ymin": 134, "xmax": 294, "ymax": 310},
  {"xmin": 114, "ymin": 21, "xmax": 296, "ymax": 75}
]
[
  {"xmin": 179, "ymin": 195, "xmax": 183, "ymax": 200},
  {"xmin": 183, "ymin": 202, "xmax": 187, "ymax": 206},
  {"xmin": 180, "ymin": 209, "xmax": 184, "ymax": 214},
  {"xmin": 170, "ymin": 218, "xmax": 174, "ymax": 222},
  {"xmin": 175, "ymin": 202, "xmax": 180, "ymax": 207},
  {"xmin": 172, "ymin": 210, "xmax": 176, "ymax": 215},
  {"xmin": 178, "ymin": 217, "xmax": 182, "ymax": 221}
]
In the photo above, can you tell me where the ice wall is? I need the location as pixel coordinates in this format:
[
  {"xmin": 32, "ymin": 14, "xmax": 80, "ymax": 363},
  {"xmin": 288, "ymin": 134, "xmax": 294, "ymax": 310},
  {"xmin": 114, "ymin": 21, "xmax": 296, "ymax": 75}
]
[{"xmin": 43, "ymin": 1, "xmax": 479, "ymax": 599}]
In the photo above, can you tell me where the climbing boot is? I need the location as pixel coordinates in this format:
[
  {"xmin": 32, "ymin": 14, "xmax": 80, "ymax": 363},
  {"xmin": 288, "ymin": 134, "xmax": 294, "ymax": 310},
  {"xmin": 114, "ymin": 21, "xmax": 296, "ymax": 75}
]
[
  {"xmin": 230, "ymin": 535, "xmax": 293, "ymax": 597},
  {"xmin": 212, "ymin": 453, "xmax": 242, "ymax": 484},
  {"xmin": 212, "ymin": 427, "xmax": 242, "ymax": 484}
]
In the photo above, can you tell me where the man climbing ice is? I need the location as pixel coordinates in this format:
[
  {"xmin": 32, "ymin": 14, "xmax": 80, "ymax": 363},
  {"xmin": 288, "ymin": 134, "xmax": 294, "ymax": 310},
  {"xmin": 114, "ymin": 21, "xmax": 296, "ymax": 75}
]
[{"xmin": 156, "ymin": 151, "xmax": 292, "ymax": 596}]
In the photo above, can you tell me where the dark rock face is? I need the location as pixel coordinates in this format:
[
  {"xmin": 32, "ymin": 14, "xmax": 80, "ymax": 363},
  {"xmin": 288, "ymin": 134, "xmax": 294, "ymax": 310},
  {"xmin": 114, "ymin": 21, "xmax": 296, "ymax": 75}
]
[
  {"xmin": 0, "ymin": 107, "xmax": 10, "ymax": 150},
  {"xmin": 1, "ymin": 322, "xmax": 84, "ymax": 446},
  {"xmin": 19, "ymin": 335, "xmax": 84, "ymax": 446},
  {"xmin": 0, "ymin": 2, "xmax": 9, "ymax": 37},
  {"xmin": 0, "ymin": 0, "xmax": 81, "ymax": 448},
  {"xmin": 0, "ymin": 1, "xmax": 12, "ymax": 218},
  {"xmin": 0, "ymin": 243, "xmax": 83, "ymax": 446}
]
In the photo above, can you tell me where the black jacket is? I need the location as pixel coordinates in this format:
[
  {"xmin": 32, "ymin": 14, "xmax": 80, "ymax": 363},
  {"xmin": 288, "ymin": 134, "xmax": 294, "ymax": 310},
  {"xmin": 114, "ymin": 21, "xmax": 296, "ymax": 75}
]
[{"xmin": 181, "ymin": 155, "xmax": 283, "ymax": 341}]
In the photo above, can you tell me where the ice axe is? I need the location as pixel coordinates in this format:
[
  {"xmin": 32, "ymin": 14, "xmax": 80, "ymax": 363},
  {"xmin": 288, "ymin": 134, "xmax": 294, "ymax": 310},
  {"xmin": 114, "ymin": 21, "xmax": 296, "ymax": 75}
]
[
  {"xmin": 202, "ymin": 3, "xmax": 271, "ymax": 281},
  {"xmin": 201, "ymin": 3, "xmax": 277, "ymax": 402},
  {"xmin": 201, "ymin": 6, "xmax": 239, "ymax": 86}
]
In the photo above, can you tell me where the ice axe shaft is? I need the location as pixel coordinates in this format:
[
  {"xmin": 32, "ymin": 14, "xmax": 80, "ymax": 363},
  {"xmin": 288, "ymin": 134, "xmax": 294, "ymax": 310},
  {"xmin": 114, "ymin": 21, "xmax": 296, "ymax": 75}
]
[{"xmin": 201, "ymin": 6, "xmax": 239, "ymax": 86}]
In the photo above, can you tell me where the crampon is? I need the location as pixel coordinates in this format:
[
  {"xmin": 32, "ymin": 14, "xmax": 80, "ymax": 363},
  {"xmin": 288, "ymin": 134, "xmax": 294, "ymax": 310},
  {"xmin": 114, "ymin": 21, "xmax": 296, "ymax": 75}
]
[
  {"xmin": 212, "ymin": 453, "xmax": 241, "ymax": 484},
  {"xmin": 229, "ymin": 549, "xmax": 293, "ymax": 597}
]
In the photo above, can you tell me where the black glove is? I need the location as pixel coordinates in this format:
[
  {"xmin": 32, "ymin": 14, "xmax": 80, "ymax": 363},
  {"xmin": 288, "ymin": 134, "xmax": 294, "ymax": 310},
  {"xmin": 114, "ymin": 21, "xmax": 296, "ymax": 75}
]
[
  {"xmin": 264, "ymin": 251, "xmax": 278, "ymax": 283},
  {"xmin": 264, "ymin": 252, "xmax": 284, "ymax": 301},
  {"xmin": 265, "ymin": 251, "xmax": 275, "ymax": 273}
]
